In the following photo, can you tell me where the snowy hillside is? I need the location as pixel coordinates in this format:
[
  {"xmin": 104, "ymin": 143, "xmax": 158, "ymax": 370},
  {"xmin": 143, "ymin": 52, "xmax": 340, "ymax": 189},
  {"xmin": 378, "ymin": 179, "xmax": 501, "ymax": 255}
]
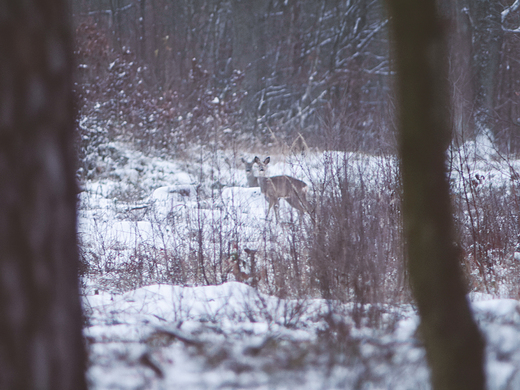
[
  {"xmin": 79, "ymin": 141, "xmax": 520, "ymax": 389},
  {"xmin": 83, "ymin": 282, "xmax": 520, "ymax": 389}
]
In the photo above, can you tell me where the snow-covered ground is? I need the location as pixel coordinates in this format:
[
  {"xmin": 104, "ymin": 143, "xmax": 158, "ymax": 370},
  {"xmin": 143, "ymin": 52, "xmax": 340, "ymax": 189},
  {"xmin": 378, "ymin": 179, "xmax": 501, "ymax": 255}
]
[
  {"xmin": 84, "ymin": 282, "xmax": 520, "ymax": 389},
  {"xmin": 80, "ymin": 141, "xmax": 520, "ymax": 389}
]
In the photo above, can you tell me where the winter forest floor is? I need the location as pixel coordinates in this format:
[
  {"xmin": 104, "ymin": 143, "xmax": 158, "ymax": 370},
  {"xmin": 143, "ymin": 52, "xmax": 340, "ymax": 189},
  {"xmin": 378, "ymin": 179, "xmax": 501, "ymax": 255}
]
[{"xmin": 80, "ymin": 138, "xmax": 520, "ymax": 389}]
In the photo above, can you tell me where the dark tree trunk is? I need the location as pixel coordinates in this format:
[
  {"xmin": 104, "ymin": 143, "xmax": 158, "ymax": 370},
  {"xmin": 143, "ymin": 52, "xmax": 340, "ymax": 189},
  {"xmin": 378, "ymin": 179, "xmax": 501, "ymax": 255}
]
[
  {"xmin": 0, "ymin": 2, "xmax": 87, "ymax": 389},
  {"xmin": 385, "ymin": 1, "xmax": 486, "ymax": 389},
  {"xmin": 469, "ymin": 0, "xmax": 503, "ymax": 136},
  {"xmin": 232, "ymin": 0, "xmax": 269, "ymax": 116}
]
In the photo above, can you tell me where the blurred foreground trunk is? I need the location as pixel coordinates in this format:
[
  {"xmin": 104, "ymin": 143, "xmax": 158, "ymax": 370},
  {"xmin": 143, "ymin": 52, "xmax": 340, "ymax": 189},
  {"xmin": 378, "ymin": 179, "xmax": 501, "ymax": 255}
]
[
  {"xmin": 0, "ymin": 2, "xmax": 87, "ymax": 389},
  {"xmin": 385, "ymin": 1, "xmax": 485, "ymax": 389}
]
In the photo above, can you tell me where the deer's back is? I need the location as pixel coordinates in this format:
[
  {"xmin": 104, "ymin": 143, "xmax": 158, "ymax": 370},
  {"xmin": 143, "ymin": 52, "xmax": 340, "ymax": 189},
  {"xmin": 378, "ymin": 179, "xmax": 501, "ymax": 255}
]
[{"xmin": 260, "ymin": 175, "xmax": 307, "ymax": 196}]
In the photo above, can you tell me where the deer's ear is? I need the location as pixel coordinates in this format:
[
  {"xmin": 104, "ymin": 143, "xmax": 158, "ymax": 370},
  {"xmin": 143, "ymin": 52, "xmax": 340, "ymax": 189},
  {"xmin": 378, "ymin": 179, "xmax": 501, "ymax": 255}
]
[
  {"xmin": 254, "ymin": 156, "xmax": 260, "ymax": 163},
  {"xmin": 241, "ymin": 157, "xmax": 246, "ymax": 163},
  {"xmin": 264, "ymin": 157, "xmax": 270, "ymax": 164}
]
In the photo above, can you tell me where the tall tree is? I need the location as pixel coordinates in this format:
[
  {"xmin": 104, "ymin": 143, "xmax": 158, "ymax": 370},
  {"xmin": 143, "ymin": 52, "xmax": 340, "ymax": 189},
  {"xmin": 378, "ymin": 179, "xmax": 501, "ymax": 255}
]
[
  {"xmin": 385, "ymin": 1, "xmax": 486, "ymax": 389},
  {"xmin": 469, "ymin": 0, "xmax": 503, "ymax": 136},
  {"xmin": 0, "ymin": 2, "xmax": 87, "ymax": 389},
  {"xmin": 232, "ymin": 0, "xmax": 269, "ymax": 116}
]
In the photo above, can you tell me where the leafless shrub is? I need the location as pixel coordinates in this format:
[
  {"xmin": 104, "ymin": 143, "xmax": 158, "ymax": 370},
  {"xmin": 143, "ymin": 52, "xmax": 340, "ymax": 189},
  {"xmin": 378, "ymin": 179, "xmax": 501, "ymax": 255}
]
[
  {"xmin": 306, "ymin": 152, "xmax": 405, "ymax": 307},
  {"xmin": 450, "ymin": 134, "xmax": 520, "ymax": 297},
  {"xmin": 74, "ymin": 18, "xmax": 247, "ymax": 165}
]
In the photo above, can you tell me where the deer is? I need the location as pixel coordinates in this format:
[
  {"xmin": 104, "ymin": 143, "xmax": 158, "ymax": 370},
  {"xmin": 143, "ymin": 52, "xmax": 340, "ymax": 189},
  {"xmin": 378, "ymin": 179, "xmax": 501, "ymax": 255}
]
[
  {"xmin": 253, "ymin": 156, "xmax": 311, "ymax": 221},
  {"xmin": 226, "ymin": 247, "xmax": 264, "ymax": 286},
  {"xmin": 225, "ymin": 253, "xmax": 250, "ymax": 283},
  {"xmin": 241, "ymin": 157, "xmax": 259, "ymax": 187}
]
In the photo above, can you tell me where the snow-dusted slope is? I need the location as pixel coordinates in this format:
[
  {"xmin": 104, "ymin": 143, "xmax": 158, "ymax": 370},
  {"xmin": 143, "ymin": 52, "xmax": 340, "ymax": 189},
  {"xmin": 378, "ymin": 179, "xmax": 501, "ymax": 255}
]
[
  {"xmin": 80, "ymin": 141, "xmax": 520, "ymax": 389},
  {"xmin": 84, "ymin": 282, "xmax": 520, "ymax": 389}
]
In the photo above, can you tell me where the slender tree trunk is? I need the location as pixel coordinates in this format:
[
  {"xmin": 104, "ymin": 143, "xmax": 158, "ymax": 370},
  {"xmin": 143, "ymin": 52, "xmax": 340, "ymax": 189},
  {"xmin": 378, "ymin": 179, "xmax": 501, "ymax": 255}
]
[
  {"xmin": 385, "ymin": 1, "xmax": 485, "ymax": 389},
  {"xmin": 0, "ymin": 2, "xmax": 87, "ymax": 389}
]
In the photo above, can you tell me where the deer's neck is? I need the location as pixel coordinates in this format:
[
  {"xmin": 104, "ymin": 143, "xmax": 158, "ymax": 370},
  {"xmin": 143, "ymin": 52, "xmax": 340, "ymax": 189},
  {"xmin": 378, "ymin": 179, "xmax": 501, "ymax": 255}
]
[
  {"xmin": 247, "ymin": 174, "xmax": 258, "ymax": 187},
  {"xmin": 259, "ymin": 175, "xmax": 276, "ymax": 194}
]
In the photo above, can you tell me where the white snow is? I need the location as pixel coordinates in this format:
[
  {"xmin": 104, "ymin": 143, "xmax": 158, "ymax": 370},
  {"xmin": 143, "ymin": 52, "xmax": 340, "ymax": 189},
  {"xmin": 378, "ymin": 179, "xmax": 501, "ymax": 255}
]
[{"xmin": 83, "ymin": 281, "xmax": 520, "ymax": 389}]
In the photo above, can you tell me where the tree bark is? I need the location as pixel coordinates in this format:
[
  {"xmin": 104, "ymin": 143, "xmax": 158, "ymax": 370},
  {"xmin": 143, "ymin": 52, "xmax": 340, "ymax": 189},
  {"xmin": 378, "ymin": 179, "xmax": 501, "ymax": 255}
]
[
  {"xmin": 0, "ymin": 2, "xmax": 87, "ymax": 389},
  {"xmin": 385, "ymin": 1, "xmax": 486, "ymax": 389},
  {"xmin": 469, "ymin": 0, "xmax": 503, "ymax": 135},
  {"xmin": 232, "ymin": 0, "xmax": 269, "ymax": 116}
]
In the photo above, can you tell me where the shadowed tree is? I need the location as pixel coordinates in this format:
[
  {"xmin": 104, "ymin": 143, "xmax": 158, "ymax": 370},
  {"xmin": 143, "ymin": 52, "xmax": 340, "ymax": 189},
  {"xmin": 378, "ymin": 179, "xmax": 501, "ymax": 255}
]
[
  {"xmin": 461, "ymin": 0, "xmax": 502, "ymax": 137},
  {"xmin": 0, "ymin": 2, "xmax": 87, "ymax": 389},
  {"xmin": 231, "ymin": 0, "xmax": 269, "ymax": 116},
  {"xmin": 385, "ymin": 1, "xmax": 486, "ymax": 389}
]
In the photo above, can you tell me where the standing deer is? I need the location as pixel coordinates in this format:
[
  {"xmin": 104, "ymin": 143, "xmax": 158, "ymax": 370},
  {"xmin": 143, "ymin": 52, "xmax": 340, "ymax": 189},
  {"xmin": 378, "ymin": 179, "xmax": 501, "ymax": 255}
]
[
  {"xmin": 253, "ymin": 156, "xmax": 311, "ymax": 221},
  {"xmin": 241, "ymin": 157, "xmax": 259, "ymax": 187}
]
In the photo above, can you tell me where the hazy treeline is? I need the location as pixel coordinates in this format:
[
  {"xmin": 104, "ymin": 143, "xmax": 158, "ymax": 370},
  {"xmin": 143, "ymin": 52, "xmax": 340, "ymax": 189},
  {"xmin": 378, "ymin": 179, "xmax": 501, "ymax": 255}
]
[
  {"xmin": 72, "ymin": 0, "xmax": 520, "ymax": 153},
  {"xmin": 72, "ymin": 0, "xmax": 391, "ymax": 152}
]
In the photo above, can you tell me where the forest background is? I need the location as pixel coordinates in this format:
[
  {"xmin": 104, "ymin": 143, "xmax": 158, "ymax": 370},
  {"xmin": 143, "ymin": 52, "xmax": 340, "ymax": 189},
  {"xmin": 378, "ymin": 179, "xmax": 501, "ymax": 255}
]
[{"xmin": 73, "ymin": 0, "xmax": 520, "ymax": 155}]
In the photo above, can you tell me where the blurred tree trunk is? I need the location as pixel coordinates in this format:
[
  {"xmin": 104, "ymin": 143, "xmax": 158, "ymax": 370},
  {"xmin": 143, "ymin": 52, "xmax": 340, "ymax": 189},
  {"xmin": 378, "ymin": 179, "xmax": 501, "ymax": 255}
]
[
  {"xmin": 469, "ymin": 0, "xmax": 503, "ymax": 136},
  {"xmin": 443, "ymin": 0, "xmax": 502, "ymax": 138},
  {"xmin": 232, "ymin": 0, "xmax": 269, "ymax": 116},
  {"xmin": 0, "ymin": 2, "xmax": 87, "ymax": 389},
  {"xmin": 385, "ymin": 1, "xmax": 485, "ymax": 389}
]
